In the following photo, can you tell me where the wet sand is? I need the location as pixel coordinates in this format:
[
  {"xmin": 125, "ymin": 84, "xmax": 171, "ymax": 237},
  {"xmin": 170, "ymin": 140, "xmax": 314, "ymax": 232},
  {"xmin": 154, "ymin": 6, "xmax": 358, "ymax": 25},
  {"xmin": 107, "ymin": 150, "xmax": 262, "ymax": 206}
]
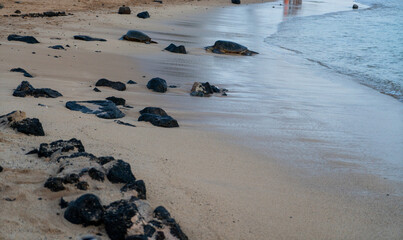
[{"xmin": 0, "ymin": 0, "xmax": 402, "ymax": 239}]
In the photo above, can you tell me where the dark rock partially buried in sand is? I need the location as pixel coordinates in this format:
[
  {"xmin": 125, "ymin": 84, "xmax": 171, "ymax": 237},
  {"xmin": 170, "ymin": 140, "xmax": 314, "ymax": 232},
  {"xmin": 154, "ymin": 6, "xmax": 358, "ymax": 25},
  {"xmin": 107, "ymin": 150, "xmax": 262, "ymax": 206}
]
[
  {"xmin": 153, "ymin": 206, "xmax": 188, "ymax": 240},
  {"xmin": 106, "ymin": 159, "xmax": 136, "ymax": 184},
  {"xmin": 147, "ymin": 78, "xmax": 167, "ymax": 93},
  {"xmin": 190, "ymin": 82, "xmax": 222, "ymax": 97},
  {"xmin": 11, "ymin": 118, "xmax": 45, "ymax": 136},
  {"xmin": 231, "ymin": 0, "xmax": 241, "ymax": 4},
  {"xmin": 64, "ymin": 193, "xmax": 104, "ymax": 226},
  {"xmin": 137, "ymin": 11, "xmax": 150, "ymax": 19},
  {"xmin": 38, "ymin": 138, "xmax": 85, "ymax": 158},
  {"xmin": 7, "ymin": 34, "xmax": 39, "ymax": 44},
  {"xmin": 96, "ymin": 78, "xmax": 126, "ymax": 91},
  {"xmin": 10, "ymin": 67, "xmax": 33, "ymax": 78},
  {"xmin": 118, "ymin": 5, "xmax": 131, "ymax": 14},
  {"xmin": 138, "ymin": 107, "xmax": 179, "ymax": 128},
  {"xmin": 66, "ymin": 100, "xmax": 125, "ymax": 119},
  {"xmin": 138, "ymin": 113, "xmax": 179, "ymax": 128},
  {"xmin": 205, "ymin": 40, "xmax": 258, "ymax": 56},
  {"xmin": 121, "ymin": 180, "xmax": 146, "ymax": 199},
  {"xmin": 104, "ymin": 198, "xmax": 138, "ymax": 240},
  {"xmin": 0, "ymin": 110, "xmax": 45, "ymax": 136},
  {"xmin": 353, "ymin": 4, "xmax": 359, "ymax": 9},
  {"xmin": 49, "ymin": 45, "xmax": 65, "ymax": 50},
  {"xmin": 139, "ymin": 107, "xmax": 168, "ymax": 116},
  {"xmin": 127, "ymin": 80, "xmax": 137, "ymax": 84},
  {"xmin": 122, "ymin": 30, "xmax": 157, "ymax": 44},
  {"xmin": 106, "ymin": 96, "xmax": 126, "ymax": 106},
  {"xmin": 0, "ymin": 166, "xmax": 3, "ymax": 172},
  {"xmin": 164, "ymin": 43, "xmax": 187, "ymax": 54},
  {"xmin": 44, "ymin": 177, "xmax": 65, "ymax": 192},
  {"xmin": 13, "ymin": 81, "xmax": 62, "ymax": 98},
  {"xmin": 74, "ymin": 35, "xmax": 106, "ymax": 42}
]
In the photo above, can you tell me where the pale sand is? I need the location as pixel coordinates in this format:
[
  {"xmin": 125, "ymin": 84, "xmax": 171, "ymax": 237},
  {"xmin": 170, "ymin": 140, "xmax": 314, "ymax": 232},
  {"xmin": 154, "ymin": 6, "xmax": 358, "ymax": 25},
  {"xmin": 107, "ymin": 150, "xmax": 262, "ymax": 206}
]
[{"xmin": 0, "ymin": 0, "xmax": 402, "ymax": 239}]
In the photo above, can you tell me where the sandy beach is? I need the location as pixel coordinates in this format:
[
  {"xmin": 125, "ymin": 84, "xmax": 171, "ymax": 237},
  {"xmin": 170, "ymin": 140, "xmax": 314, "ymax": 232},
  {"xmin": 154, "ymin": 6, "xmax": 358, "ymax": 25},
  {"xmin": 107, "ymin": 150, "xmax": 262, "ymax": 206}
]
[{"xmin": 1, "ymin": 0, "xmax": 402, "ymax": 239}]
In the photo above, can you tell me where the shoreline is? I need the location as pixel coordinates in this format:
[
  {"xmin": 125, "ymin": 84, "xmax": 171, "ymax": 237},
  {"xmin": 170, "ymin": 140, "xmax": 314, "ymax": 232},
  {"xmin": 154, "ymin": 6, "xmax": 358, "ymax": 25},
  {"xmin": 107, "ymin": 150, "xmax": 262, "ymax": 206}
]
[{"xmin": 1, "ymin": 0, "xmax": 403, "ymax": 239}]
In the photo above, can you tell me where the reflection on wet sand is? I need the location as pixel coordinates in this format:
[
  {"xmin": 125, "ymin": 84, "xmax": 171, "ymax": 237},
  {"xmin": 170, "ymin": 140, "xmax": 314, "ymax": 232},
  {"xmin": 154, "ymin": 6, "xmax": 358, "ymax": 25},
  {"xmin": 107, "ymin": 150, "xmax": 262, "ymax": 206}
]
[{"xmin": 283, "ymin": 0, "xmax": 302, "ymax": 17}]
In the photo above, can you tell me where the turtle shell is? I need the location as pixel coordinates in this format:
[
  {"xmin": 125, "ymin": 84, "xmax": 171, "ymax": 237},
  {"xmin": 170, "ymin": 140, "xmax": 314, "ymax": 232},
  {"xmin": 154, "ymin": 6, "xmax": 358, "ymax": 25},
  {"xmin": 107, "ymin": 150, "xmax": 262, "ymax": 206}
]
[
  {"xmin": 123, "ymin": 30, "xmax": 152, "ymax": 42},
  {"xmin": 213, "ymin": 40, "xmax": 248, "ymax": 53}
]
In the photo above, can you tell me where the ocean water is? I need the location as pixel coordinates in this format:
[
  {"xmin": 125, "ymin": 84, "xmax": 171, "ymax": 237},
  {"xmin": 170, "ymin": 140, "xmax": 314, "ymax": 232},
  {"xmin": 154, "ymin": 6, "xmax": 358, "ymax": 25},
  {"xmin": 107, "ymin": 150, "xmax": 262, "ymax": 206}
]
[{"xmin": 266, "ymin": 0, "xmax": 403, "ymax": 101}]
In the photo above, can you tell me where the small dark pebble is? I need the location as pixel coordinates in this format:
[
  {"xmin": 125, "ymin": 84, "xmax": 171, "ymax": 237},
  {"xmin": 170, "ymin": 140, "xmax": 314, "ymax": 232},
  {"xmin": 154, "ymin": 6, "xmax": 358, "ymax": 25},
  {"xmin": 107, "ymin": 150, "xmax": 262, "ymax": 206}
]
[
  {"xmin": 137, "ymin": 11, "xmax": 150, "ymax": 19},
  {"xmin": 15, "ymin": 10, "xmax": 21, "ymax": 14},
  {"xmin": 169, "ymin": 85, "xmax": 177, "ymax": 88},
  {"xmin": 127, "ymin": 80, "xmax": 137, "ymax": 84},
  {"xmin": 93, "ymin": 87, "xmax": 101, "ymax": 92},
  {"xmin": 76, "ymin": 181, "xmax": 89, "ymax": 190},
  {"xmin": 60, "ymin": 197, "xmax": 69, "ymax": 209},
  {"xmin": 38, "ymin": 197, "xmax": 42, "ymax": 200},
  {"xmin": 32, "ymin": 52, "xmax": 36, "ymax": 54},
  {"xmin": 49, "ymin": 45, "xmax": 65, "ymax": 50},
  {"xmin": 0, "ymin": 166, "xmax": 3, "ymax": 172},
  {"xmin": 5, "ymin": 198, "xmax": 16, "ymax": 201}
]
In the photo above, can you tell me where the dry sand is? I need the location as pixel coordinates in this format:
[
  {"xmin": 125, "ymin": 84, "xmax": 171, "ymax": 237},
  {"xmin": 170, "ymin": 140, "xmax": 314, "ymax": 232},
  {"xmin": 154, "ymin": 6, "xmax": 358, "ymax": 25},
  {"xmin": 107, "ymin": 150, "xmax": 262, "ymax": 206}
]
[{"xmin": 0, "ymin": 0, "xmax": 402, "ymax": 239}]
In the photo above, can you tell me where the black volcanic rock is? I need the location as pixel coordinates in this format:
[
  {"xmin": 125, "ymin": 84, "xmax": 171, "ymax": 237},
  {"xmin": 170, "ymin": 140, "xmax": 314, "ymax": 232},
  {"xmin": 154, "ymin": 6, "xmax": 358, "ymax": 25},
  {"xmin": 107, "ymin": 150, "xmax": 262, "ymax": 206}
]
[
  {"xmin": 127, "ymin": 80, "xmax": 137, "ymax": 84},
  {"xmin": 126, "ymin": 235, "xmax": 147, "ymax": 240},
  {"xmin": 96, "ymin": 78, "xmax": 126, "ymax": 91},
  {"xmin": 38, "ymin": 138, "xmax": 85, "ymax": 158},
  {"xmin": 107, "ymin": 160, "xmax": 136, "ymax": 184},
  {"xmin": 10, "ymin": 67, "xmax": 33, "ymax": 78},
  {"xmin": 13, "ymin": 81, "xmax": 62, "ymax": 98},
  {"xmin": 147, "ymin": 78, "xmax": 167, "ymax": 93},
  {"xmin": 153, "ymin": 206, "xmax": 171, "ymax": 221},
  {"xmin": 137, "ymin": 11, "xmax": 150, "ymax": 19},
  {"xmin": 74, "ymin": 35, "xmax": 106, "ymax": 42},
  {"xmin": 65, "ymin": 100, "xmax": 125, "ymax": 119},
  {"xmin": 64, "ymin": 193, "xmax": 104, "ymax": 226},
  {"xmin": 138, "ymin": 113, "xmax": 179, "ymax": 128},
  {"xmin": 63, "ymin": 173, "xmax": 80, "ymax": 184},
  {"xmin": 231, "ymin": 0, "xmax": 241, "ymax": 4},
  {"xmin": 44, "ymin": 177, "xmax": 65, "ymax": 192},
  {"xmin": 104, "ymin": 198, "xmax": 138, "ymax": 240},
  {"xmin": 11, "ymin": 118, "xmax": 45, "ymax": 136},
  {"xmin": 49, "ymin": 45, "xmax": 65, "ymax": 50},
  {"xmin": 139, "ymin": 107, "xmax": 168, "ymax": 116},
  {"xmin": 143, "ymin": 224, "xmax": 156, "ymax": 238},
  {"xmin": 106, "ymin": 96, "xmax": 126, "ymax": 106},
  {"xmin": 121, "ymin": 180, "xmax": 146, "ymax": 199},
  {"xmin": 164, "ymin": 43, "xmax": 187, "ymax": 54},
  {"xmin": 118, "ymin": 6, "xmax": 131, "ymax": 14},
  {"xmin": 353, "ymin": 4, "xmax": 359, "ymax": 9},
  {"xmin": 59, "ymin": 197, "xmax": 69, "ymax": 209},
  {"xmin": 8, "ymin": 34, "xmax": 39, "ymax": 44},
  {"xmin": 76, "ymin": 181, "xmax": 89, "ymax": 190},
  {"xmin": 88, "ymin": 168, "xmax": 105, "ymax": 182}
]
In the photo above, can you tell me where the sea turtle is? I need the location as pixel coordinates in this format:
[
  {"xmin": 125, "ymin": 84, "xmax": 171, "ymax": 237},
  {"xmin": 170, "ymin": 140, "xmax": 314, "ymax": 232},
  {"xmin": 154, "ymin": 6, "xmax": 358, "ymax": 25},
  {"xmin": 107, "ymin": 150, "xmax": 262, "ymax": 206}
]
[
  {"xmin": 205, "ymin": 40, "xmax": 258, "ymax": 56},
  {"xmin": 121, "ymin": 30, "xmax": 157, "ymax": 44}
]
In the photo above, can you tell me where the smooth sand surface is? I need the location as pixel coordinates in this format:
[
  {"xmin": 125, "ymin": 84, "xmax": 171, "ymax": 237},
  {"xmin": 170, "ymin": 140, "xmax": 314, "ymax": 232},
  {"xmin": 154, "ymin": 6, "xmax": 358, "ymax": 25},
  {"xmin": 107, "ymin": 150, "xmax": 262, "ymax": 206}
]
[{"xmin": 1, "ymin": 0, "xmax": 402, "ymax": 239}]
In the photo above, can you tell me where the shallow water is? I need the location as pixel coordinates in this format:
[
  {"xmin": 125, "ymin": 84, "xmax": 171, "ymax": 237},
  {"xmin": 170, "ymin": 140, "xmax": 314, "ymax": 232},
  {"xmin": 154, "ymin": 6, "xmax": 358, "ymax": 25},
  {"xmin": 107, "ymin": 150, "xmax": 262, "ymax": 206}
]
[
  {"xmin": 268, "ymin": 0, "xmax": 403, "ymax": 101},
  {"xmin": 136, "ymin": 0, "xmax": 403, "ymax": 192}
]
